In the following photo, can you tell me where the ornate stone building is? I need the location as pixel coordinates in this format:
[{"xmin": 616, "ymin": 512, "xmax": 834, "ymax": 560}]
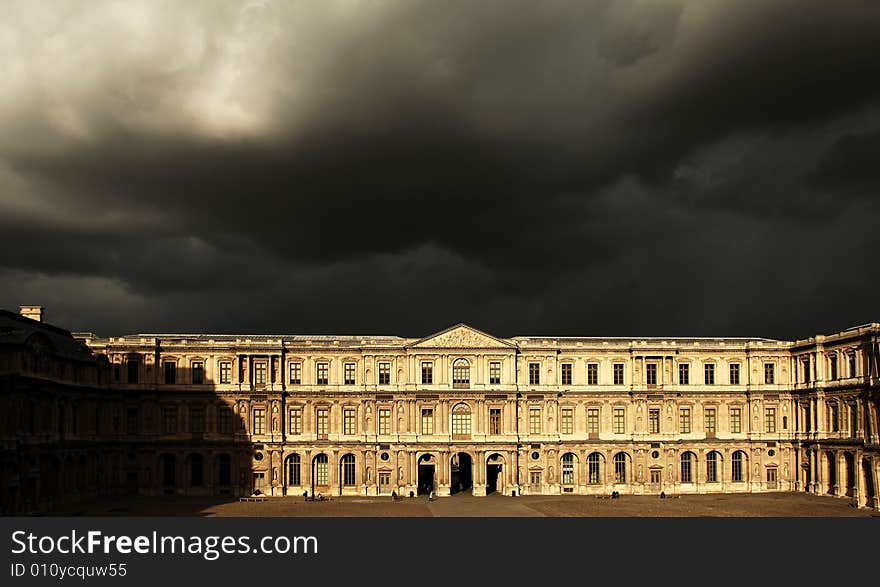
[{"xmin": 2, "ymin": 306, "xmax": 879, "ymax": 513}]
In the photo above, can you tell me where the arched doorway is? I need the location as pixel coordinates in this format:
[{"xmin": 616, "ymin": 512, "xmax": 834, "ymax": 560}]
[
  {"xmin": 418, "ymin": 454, "xmax": 435, "ymax": 495},
  {"xmin": 311, "ymin": 454, "xmax": 329, "ymax": 497},
  {"xmin": 450, "ymin": 453, "xmax": 473, "ymax": 495},
  {"xmin": 486, "ymin": 453, "xmax": 504, "ymax": 495},
  {"xmin": 825, "ymin": 451, "xmax": 837, "ymax": 494}
]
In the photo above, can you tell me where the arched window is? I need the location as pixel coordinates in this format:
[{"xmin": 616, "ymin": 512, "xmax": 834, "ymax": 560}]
[
  {"xmin": 706, "ymin": 451, "xmax": 719, "ymax": 483},
  {"xmin": 732, "ymin": 450, "xmax": 745, "ymax": 483},
  {"xmin": 588, "ymin": 453, "xmax": 602, "ymax": 484},
  {"xmin": 452, "ymin": 403, "xmax": 472, "ymax": 438},
  {"xmin": 286, "ymin": 454, "xmax": 301, "ymax": 486},
  {"xmin": 342, "ymin": 454, "xmax": 356, "ymax": 486},
  {"xmin": 314, "ymin": 454, "xmax": 329, "ymax": 486},
  {"xmin": 680, "ymin": 452, "xmax": 693, "ymax": 483},
  {"xmin": 613, "ymin": 453, "xmax": 627, "ymax": 484},
  {"xmin": 190, "ymin": 454, "xmax": 203, "ymax": 487},
  {"xmin": 561, "ymin": 453, "xmax": 575, "ymax": 485},
  {"xmin": 216, "ymin": 454, "xmax": 231, "ymax": 485},
  {"xmin": 453, "ymin": 359, "xmax": 470, "ymax": 389}
]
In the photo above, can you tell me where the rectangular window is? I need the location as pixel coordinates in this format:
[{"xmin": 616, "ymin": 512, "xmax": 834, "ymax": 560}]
[
  {"xmin": 219, "ymin": 361, "xmax": 231, "ymax": 384},
  {"xmin": 650, "ymin": 469, "xmax": 662, "ymax": 484},
  {"xmin": 730, "ymin": 407, "xmax": 742, "ymax": 433},
  {"xmin": 252, "ymin": 408, "xmax": 265, "ymax": 435},
  {"xmin": 218, "ymin": 406, "xmax": 232, "ymax": 434},
  {"xmin": 680, "ymin": 408, "xmax": 691, "ymax": 434},
  {"xmin": 529, "ymin": 408, "xmax": 542, "ymax": 434},
  {"xmin": 421, "ymin": 361, "xmax": 433, "ymax": 384},
  {"xmin": 613, "ymin": 363, "xmax": 624, "ymax": 385},
  {"xmin": 127, "ymin": 360, "xmax": 139, "ymax": 384},
  {"xmin": 186, "ymin": 407, "xmax": 202, "ymax": 434},
  {"xmin": 764, "ymin": 362, "xmax": 775, "ymax": 384},
  {"xmin": 289, "ymin": 362, "xmax": 302, "ymax": 384},
  {"xmin": 587, "ymin": 363, "xmax": 598, "ymax": 385},
  {"xmin": 613, "ymin": 407, "xmax": 625, "ymax": 434},
  {"xmin": 344, "ymin": 408, "xmax": 356, "ymax": 435},
  {"xmin": 163, "ymin": 361, "xmax": 176, "ymax": 385},
  {"xmin": 704, "ymin": 363, "xmax": 715, "ymax": 385},
  {"xmin": 704, "ymin": 408, "xmax": 716, "ymax": 434},
  {"xmin": 378, "ymin": 408, "xmax": 391, "ymax": 435},
  {"xmin": 679, "ymin": 363, "xmax": 689, "ymax": 385},
  {"xmin": 646, "ymin": 363, "xmax": 657, "ymax": 386},
  {"xmin": 191, "ymin": 361, "xmax": 204, "ymax": 384},
  {"xmin": 561, "ymin": 363, "xmax": 573, "ymax": 385},
  {"xmin": 378, "ymin": 362, "xmax": 390, "ymax": 385},
  {"xmin": 849, "ymin": 353, "xmax": 856, "ymax": 377},
  {"xmin": 254, "ymin": 362, "xmax": 267, "ymax": 385},
  {"xmin": 649, "ymin": 409, "xmax": 660, "ymax": 434},
  {"xmin": 344, "ymin": 363, "xmax": 356, "ymax": 385},
  {"xmin": 829, "ymin": 404, "xmax": 839, "ymax": 432},
  {"xmin": 803, "ymin": 359, "xmax": 811, "ymax": 384},
  {"xmin": 489, "ymin": 408, "xmax": 501, "ymax": 435},
  {"xmin": 529, "ymin": 363, "xmax": 540, "ymax": 385},
  {"xmin": 163, "ymin": 406, "xmax": 177, "ymax": 434},
  {"xmin": 561, "ymin": 407, "xmax": 573, "ymax": 434},
  {"xmin": 489, "ymin": 362, "xmax": 501, "ymax": 385},
  {"xmin": 288, "ymin": 408, "xmax": 302, "ymax": 435},
  {"xmin": 829, "ymin": 355, "xmax": 837, "ymax": 380},
  {"xmin": 421, "ymin": 408, "xmax": 434, "ymax": 435},
  {"xmin": 316, "ymin": 408, "xmax": 329, "ymax": 439},
  {"xmin": 729, "ymin": 363, "xmax": 740, "ymax": 385},
  {"xmin": 530, "ymin": 471, "xmax": 542, "ymax": 488},
  {"xmin": 587, "ymin": 408, "xmax": 600, "ymax": 434},
  {"xmin": 316, "ymin": 363, "xmax": 328, "ymax": 386},
  {"xmin": 765, "ymin": 407, "xmax": 776, "ymax": 433}
]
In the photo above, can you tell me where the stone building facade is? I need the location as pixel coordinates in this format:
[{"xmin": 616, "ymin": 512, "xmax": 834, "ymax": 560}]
[{"xmin": 2, "ymin": 306, "xmax": 879, "ymax": 513}]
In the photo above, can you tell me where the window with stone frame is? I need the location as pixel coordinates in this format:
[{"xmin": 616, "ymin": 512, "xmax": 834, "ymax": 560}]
[
  {"xmin": 529, "ymin": 362, "xmax": 540, "ymax": 385},
  {"xmin": 421, "ymin": 408, "xmax": 434, "ymax": 435},
  {"xmin": 613, "ymin": 363, "xmax": 625, "ymax": 385},
  {"xmin": 489, "ymin": 408, "xmax": 502, "ymax": 435},
  {"xmin": 729, "ymin": 407, "xmax": 741, "ymax": 433},
  {"xmin": 587, "ymin": 363, "xmax": 598, "ymax": 385},
  {"xmin": 679, "ymin": 363, "xmax": 689, "ymax": 385},
  {"xmin": 679, "ymin": 407, "xmax": 691, "ymax": 433},
  {"xmin": 421, "ymin": 361, "xmax": 433, "ymax": 384},
  {"xmin": 613, "ymin": 407, "xmax": 625, "ymax": 434},
  {"xmin": 288, "ymin": 408, "xmax": 302, "ymax": 435},
  {"xmin": 289, "ymin": 362, "xmax": 302, "ymax": 384},
  {"xmin": 561, "ymin": 363, "xmax": 573, "ymax": 385},
  {"xmin": 344, "ymin": 363, "xmax": 356, "ymax": 385},
  {"xmin": 219, "ymin": 361, "xmax": 232, "ymax": 384},
  {"xmin": 378, "ymin": 362, "xmax": 390, "ymax": 385},
  {"xmin": 561, "ymin": 407, "xmax": 573, "ymax": 434},
  {"xmin": 649, "ymin": 408, "xmax": 660, "ymax": 434},
  {"xmin": 316, "ymin": 362, "xmax": 328, "ymax": 385},
  {"xmin": 529, "ymin": 407, "xmax": 542, "ymax": 434},
  {"xmin": 489, "ymin": 361, "xmax": 501, "ymax": 385},
  {"xmin": 343, "ymin": 408, "xmax": 356, "ymax": 435}
]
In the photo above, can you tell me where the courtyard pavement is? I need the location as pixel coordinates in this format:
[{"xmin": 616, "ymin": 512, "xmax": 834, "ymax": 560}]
[{"xmin": 41, "ymin": 491, "xmax": 879, "ymax": 517}]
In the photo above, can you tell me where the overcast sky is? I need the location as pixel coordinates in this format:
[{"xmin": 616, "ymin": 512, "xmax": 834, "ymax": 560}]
[{"xmin": 1, "ymin": 0, "xmax": 879, "ymax": 340}]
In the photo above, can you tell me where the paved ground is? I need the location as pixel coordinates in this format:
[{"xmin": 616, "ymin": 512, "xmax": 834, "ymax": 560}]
[{"xmin": 49, "ymin": 491, "xmax": 878, "ymax": 517}]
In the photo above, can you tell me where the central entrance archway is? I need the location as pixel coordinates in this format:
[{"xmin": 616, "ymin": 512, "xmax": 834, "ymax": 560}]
[
  {"xmin": 418, "ymin": 454, "xmax": 435, "ymax": 495},
  {"xmin": 486, "ymin": 453, "xmax": 504, "ymax": 495},
  {"xmin": 450, "ymin": 453, "xmax": 473, "ymax": 495}
]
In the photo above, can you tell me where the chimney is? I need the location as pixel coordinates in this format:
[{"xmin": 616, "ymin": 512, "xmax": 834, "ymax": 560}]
[{"xmin": 19, "ymin": 305, "xmax": 44, "ymax": 322}]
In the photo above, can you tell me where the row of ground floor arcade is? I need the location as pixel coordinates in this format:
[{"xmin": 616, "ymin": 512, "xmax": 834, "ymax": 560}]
[
  {"xmin": 233, "ymin": 442, "xmax": 809, "ymax": 499},
  {"xmin": 801, "ymin": 445, "xmax": 879, "ymax": 509}
]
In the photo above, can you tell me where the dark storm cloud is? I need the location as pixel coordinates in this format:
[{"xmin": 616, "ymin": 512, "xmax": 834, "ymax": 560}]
[{"xmin": 1, "ymin": 1, "xmax": 879, "ymax": 338}]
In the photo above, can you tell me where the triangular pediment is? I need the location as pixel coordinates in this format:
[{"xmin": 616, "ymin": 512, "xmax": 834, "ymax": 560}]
[{"xmin": 409, "ymin": 324, "xmax": 515, "ymax": 349}]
